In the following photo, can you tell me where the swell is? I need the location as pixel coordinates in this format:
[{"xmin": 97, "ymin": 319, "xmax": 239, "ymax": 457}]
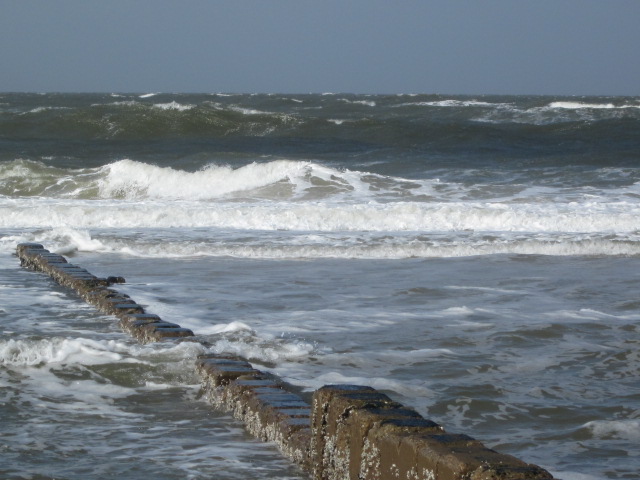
[{"xmin": 2, "ymin": 94, "xmax": 639, "ymax": 169}]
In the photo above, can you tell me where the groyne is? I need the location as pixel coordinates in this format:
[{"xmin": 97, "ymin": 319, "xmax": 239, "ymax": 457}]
[{"xmin": 16, "ymin": 243, "xmax": 555, "ymax": 480}]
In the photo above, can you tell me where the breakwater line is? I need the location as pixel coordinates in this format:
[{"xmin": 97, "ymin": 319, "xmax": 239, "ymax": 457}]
[{"xmin": 16, "ymin": 242, "xmax": 554, "ymax": 480}]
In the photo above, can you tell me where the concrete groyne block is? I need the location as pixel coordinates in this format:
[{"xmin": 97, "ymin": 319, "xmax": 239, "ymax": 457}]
[
  {"xmin": 311, "ymin": 385, "xmax": 554, "ymax": 480},
  {"xmin": 16, "ymin": 243, "xmax": 194, "ymax": 344},
  {"xmin": 15, "ymin": 242, "xmax": 45, "ymax": 255},
  {"xmin": 196, "ymin": 354, "xmax": 312, "ymax": 469}
]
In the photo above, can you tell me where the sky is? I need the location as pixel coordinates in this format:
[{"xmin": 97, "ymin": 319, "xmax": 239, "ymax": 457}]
[{"xmin": 1, "ymin": 0, "xmax": 639, "ymax": 96}]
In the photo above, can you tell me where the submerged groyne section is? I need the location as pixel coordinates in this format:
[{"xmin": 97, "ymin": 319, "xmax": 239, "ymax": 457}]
[{"xmin": 16, "ymin": 243, "xmax": 554, "ymax": 480}]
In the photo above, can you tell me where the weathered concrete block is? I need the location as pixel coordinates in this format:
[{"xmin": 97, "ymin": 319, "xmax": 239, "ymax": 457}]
[
  {"xmin": 18, "ymin": 247, "xmax": 51, "ymax": 269},
  {"xmin": 312, "ymin": 385, "xmax": 394, "ymax": 480},
  {"xmin": 81, "ymin": 287, "xmax": 120, "ymax": 307},
  {"xmin": 106, "ymin": 276, "xmax": 126, "ymax": 284},
  {"xmin": 232, "ymin": 380, "xmax": 312, "ymax": 468},
  {"xmin": 135, "ymin": 321, "xmax": 180, "ymax": 330},
  {"xmin": 311, "ymin": 385, "xmax": 554, "ymax": 480},
  {"xmin": 196, "ymin": 357, "xmax": 260, "ymax": 387},
  {"xmin": 16, "ymin": 242, "xmax": 44, "ymax": 255},
  {"xmin": 39, "ymin": 255, "xmax": 68, "ymax": 264},
  {"xmin": 52, "ymin": 263, "xmax": 85, "ymax": 269},
  {"xmin": 145, "ymin": 327, "xmax": 195, "ymax": 342},
  {"xmin": 195, "ymin": 355, "xmax": 313, "ymax": 469},
  {"xmin": 121, "ymin": 313, "xmax": 162, "ymax": 323}
]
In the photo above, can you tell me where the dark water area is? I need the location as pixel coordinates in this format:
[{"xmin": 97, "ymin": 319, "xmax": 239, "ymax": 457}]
[{"xmin": 2, "ymin": 93, "xmax": 639, "ymax": 173}]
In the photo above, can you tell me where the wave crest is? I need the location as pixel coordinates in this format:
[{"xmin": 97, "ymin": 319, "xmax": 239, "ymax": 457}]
[{"xmin": 97, "ymin": 159, "xmax": 320, "ymax": 200}]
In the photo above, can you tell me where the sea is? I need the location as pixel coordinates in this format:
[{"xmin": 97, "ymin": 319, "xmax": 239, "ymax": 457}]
[{"xmin": 0, "ymin": 93, "xmax": 639, "ymax": 480}]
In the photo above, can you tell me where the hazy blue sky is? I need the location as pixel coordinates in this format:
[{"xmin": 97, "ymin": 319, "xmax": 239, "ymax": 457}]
[{"xmin": 2, "ymin": 0, "xmax": 639, "ymax": 95}]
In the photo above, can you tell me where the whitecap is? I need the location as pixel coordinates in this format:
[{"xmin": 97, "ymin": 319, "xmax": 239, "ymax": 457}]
[
  {"xmin": 96, "ymin": 158, "xmax": 314, "ymax": 200},
  {"xmin": 198, "ymin": 321, "xmax": 255, "ymax": 335},
  {"xmin": 548, "ymin": 101, "xmax": 616, "ymax": 109},
  {"xmin": 204, "ymin": 336, "xmax": 315, "ymax": 364},
  {"xmin": 0, "ymin": 337, "xmax": 135, "ymax": 367},
  {"xmin": 24, "ymin": 106, "xmax": 72, "ymax": 114},
  {"xmin": 152, "ymin": 101, "xmax": 194, "ymax": 111},
  {"xmin": 308, "ymin": 371, "xmax": 433, "ymax": 397},
  {"xmin": 396, "ymin": 100, "xmax": 506, "ymax": 108},
  {"xmin": 582, "ymin": 419, "xmax": 640, "ymax": 441},
  {"xmin": 338, "ymin": 98, "xmax": 376, "ymax": 107},
  {"xmin": 438, "ymin": 306, "xmax": 475, "ymax": 316}
]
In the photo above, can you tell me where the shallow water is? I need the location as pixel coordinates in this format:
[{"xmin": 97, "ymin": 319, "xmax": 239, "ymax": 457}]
[{"xmin": 0, "ymin": 250, "xmax": 307, "ymax": 480}]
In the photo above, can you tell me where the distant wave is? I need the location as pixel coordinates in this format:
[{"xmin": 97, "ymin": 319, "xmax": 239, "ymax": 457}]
[
  {"xmin": 472, "ymin": 100, "xmax": 640, "ymax": 125},
  {"xmin": 23, "ymin": 106, "xmax": 72, "ymax": 114},
  {"xmin": 3, "ymin": 93, "xmax": 639, "ymax": 142},
  {"xmin": 3, "ymin": 158, "xmax": 435, "ymax": 201},
  {"xmin": 548, "ymin": 101, "xmax": 640, "ymax": 110},
  {"xmin": 152, "ymin": 101, "xmax": 194, "ymax": 111},
  {"xmin": 395, "ymin": 100, "xmax": 507, "ymax": 108},
  {"xmin": 338, "ymin": 98, "xmax": 377, "ymax": 107}
]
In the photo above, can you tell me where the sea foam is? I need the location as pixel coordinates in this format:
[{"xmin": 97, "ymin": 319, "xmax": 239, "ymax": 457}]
[
  {"xmin": 582, "ymin": 419, "xmax": 640, "ymax": 441},
  {"xmin": 152, "ymin": 101, "xmax": 194, "ymax": 111},
  {"xmin": 0, "ymin": 337, "xmax": 131, "ymax": 367},
  {"xmin": 548, "ymin": 101, "xmax": 617, "ymax": 109}
]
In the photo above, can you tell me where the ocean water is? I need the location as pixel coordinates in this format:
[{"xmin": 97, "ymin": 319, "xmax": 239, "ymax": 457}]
[{"xmin": 1, "ymin": 93, "xmax": 639, "ymax": 480}]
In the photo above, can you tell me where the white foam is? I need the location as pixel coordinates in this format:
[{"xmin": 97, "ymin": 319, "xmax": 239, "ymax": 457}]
[
  {"xmin": 0, "ymin": 337, "xmax": 134, "ymax": 367},
  {"xmin": 0, "ymin": 336, "xmax": 206, "ymax": 368},
  {"xmin": 204, "ymin": 336, "xmax": 315, "ymax": 364},
  {"xmin": 9, "ymin": 225, "xmax": 640, "ymax": 260},
  {"xmin": 46, "ymin": 227, "xmax": 110, "ymax": 255},
  {"xmin": 197, "ymin": 321, "xmax": 254, "ymax": 335},
  {"xmin": 80, "ymin": 199, "xmax": 630, "ymax": 234},
  {"xmin": 6, "ymin": 157, "xmax": 640, "ymax": 207},
  {"xmin": 4, "ymin": 158, "xmax": 640, "ymax": 259},
  {"xmin": 548, "ymin": 101, "xmax": 616, "ymax": 109},
  {"xmin": 338, "ymin": 99, "xmax": 376, "ymax": 107},
  {"xmin": 152, "ymin": 101, "xmax": 194, "ymax": 111},
  {"xmin": 438, "ymin": 306, "xmax": 475, "ymax": 317},
  {"xmin": 397, "ymin": 100, "xmax": 505, "ymax": 108},
  {"xmin": 220, "ymin": 104, "xmax": 272, "ymax": 116},
  {"xmin": 24, "ymin": 106, "xmax": 71, "ymax": 114},
  {"xmin": 308, "ymin": 371, "xmax": 433, "ymax": 397},
  {"xmin": 139, "ymin": 93, "xmax": 159, "ymax": 98},
  {"xmin": 102, "ymin": 100, "xmax": 139, "ymax": 107},
  {"xmin": 582, "ymin": 419, "xmax": 640, "ymax": 440}
]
